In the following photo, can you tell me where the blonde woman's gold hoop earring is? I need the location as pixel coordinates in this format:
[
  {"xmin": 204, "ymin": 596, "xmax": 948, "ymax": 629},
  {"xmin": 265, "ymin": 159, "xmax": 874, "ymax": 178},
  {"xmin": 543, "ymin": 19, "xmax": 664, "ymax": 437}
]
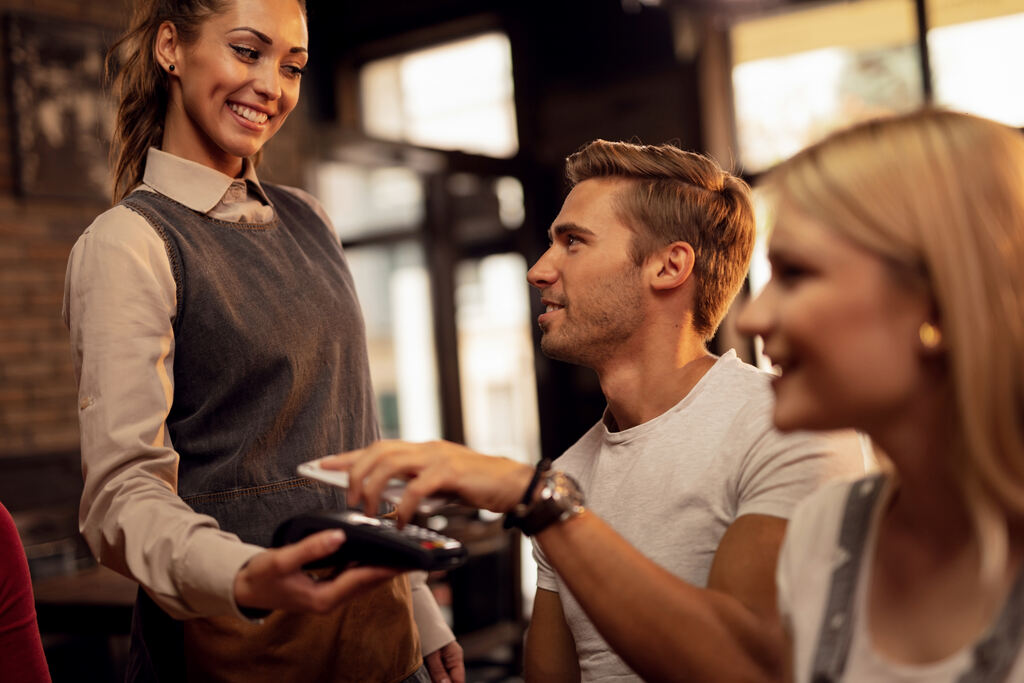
[{"xmin": 919, "ymin": 322, "xmax": 942, "ymax": 350}]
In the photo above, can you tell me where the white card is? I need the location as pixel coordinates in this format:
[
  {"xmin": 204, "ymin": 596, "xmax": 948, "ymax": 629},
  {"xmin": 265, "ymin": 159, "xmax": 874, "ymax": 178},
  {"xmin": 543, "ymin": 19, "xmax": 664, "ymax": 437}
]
[{"xmin": 296, "ymin": 458, "xmax": 452, "ymax": 514}]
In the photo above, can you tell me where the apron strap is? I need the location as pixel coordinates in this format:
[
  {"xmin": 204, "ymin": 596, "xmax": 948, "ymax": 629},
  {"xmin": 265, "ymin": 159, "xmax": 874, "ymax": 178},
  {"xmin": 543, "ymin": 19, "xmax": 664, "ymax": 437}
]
[
  {"xmin": 810, "ymin": 474, "xmax": 1024, "ymax": 682},
  {"xmin": 956, "ymin": 563, "xmax": 1024, "ymax": 682},
  {"xmin": 809, "ymin": 475, "xmax": 885, "ymax": 683}
]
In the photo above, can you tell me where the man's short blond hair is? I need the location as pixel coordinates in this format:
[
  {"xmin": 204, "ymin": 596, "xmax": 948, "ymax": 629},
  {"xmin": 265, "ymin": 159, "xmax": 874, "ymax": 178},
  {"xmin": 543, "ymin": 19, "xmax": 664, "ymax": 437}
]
[{"xmin": 566, "ymin": 140, "xmax": 755, "ymax": 339}]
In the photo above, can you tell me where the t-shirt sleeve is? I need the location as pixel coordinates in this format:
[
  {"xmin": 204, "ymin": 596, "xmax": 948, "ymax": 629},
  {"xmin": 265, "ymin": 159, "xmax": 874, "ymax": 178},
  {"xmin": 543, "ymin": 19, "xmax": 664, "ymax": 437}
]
[
  {"xmin": 731, "ymin": 395, "xmax": 867, "ymax": 521},
  {"xmin": 774, "ymin": 479, "xmax": 847, "ymax": 616},
  {"xmin": 775, "ymin": 490, "xmax": 805, "ymax": 658},
  {"xmin": 532, "ymin": 536, "xmax": 560, "ymax": 593}
]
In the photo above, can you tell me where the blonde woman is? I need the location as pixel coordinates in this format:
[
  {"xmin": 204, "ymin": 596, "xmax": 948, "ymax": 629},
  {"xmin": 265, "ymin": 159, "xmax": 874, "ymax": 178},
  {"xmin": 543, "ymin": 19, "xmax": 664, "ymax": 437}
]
[
  {"xmin": 63, "ymin": 0, "xmax": 460, "ymax": 681},
  {"xmin": 329, "ymin": 110, "xmax": 1024, "ymax": 682},
  {"xmin": 738, "ymin": 109, "xmax": 1024, "ymax": 681}
]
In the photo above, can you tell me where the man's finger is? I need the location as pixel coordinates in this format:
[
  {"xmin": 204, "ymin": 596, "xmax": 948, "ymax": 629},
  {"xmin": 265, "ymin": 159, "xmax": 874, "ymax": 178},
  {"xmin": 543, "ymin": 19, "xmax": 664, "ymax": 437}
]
[
  {"xmin": 360, "ymin": 452, "xmax": 429, "ymax": 514},
  {"xmin": 395, "ymin": 468, "xmax": 449, "ymax": 525},
  {"xmin": 346, "ymin": 443, "xmax": 391, "ymax": 508},
  {"xmin": 320, "ymin": 450, "xmax": 362, "ymax": 470},
  {"xmin": 351, "ymin": 448, "xmax": 423, "ymax": 511}
]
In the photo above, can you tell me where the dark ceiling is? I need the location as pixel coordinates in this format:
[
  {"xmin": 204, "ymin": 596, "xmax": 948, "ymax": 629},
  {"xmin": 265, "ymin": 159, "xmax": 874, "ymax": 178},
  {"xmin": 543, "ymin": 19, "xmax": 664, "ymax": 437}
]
[
  {"xmin": 305, "ymin": 0, "xmax": 680, "ymax": 121},
  {"xmin": 304, "ymin": 0, "xmax": 823, "ymax": 122}
]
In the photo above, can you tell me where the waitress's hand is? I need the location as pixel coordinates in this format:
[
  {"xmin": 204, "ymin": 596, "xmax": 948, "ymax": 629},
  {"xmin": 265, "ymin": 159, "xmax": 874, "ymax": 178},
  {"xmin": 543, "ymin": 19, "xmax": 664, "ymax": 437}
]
[
  {"xmin": 321, "ymin": 440, "xmax": 533, "ymax": 526},
  {"xmin": 233, "ymin": 529, "xmax": 401, "ymax": 613},
  {"xmin": 425, "ymin": 639, "xmax": 465, "ymax": 683}
]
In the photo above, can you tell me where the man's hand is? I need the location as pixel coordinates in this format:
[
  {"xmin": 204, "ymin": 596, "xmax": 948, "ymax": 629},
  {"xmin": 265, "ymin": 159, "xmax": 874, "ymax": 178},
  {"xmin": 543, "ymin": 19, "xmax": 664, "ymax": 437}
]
[
  {"xmin": 233, "ymin": 529, "xmax": 401, "ymax": 613},
  {"xmin": 424, "ymin": 640, "xmax": 465, "ymax": 683},
  {"xmin": 321, "ymin": 440, "xmax": 533, "ymax": 525}
]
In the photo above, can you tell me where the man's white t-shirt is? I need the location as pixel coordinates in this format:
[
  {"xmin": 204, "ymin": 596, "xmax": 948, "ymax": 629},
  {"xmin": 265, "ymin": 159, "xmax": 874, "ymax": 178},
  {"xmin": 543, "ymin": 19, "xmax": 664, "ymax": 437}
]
[{"xmin": 534, "ymin": 350, "xmax": 868, "ymax": 682}]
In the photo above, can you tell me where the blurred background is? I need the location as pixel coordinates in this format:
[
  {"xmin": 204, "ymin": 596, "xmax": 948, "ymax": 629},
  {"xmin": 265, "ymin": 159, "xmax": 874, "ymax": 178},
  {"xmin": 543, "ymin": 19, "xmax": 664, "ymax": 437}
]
[{"xmin": 0, "ymin": 0, "xmax": 1021, "ymax": 680}]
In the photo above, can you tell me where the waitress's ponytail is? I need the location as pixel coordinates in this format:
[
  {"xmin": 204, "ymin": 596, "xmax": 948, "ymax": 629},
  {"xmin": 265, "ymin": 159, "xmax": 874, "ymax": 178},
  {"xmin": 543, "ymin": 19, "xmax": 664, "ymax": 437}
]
[{"xmin": 106, "ymin": 0, "xmax": 226, "ymax": 203}]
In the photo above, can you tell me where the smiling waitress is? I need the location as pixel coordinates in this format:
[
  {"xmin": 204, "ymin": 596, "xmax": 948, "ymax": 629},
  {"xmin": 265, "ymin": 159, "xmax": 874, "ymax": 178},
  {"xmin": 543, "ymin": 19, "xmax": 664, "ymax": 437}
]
[{"xmin": 61, "ymin": 1, "xmax": 462, "ymax": 681}]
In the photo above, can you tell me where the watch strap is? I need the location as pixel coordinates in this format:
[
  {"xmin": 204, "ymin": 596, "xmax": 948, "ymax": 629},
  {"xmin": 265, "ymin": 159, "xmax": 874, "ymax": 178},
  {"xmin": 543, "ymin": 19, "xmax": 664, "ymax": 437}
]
[{"xmin": 503, "ymin": 456, "xmax": 552, "ymax": 530}]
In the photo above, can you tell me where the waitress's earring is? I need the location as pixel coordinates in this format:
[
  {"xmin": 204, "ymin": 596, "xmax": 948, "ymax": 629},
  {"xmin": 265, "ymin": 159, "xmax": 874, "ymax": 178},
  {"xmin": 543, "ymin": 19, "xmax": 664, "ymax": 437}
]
[
  {"xmin": 168, "ymin": 64, "xmax": 175, "ymax": 72},
  {"xmin": 919, "ymin": 322, "xmax": 942, "ymax": 350}
]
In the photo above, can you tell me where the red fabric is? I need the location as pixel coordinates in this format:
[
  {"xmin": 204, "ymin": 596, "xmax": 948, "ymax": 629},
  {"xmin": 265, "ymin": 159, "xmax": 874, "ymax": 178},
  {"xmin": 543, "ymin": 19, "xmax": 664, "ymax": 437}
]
[{"xmin": 0, "ymin": 503, "xmax": 50, "ymax": 682}]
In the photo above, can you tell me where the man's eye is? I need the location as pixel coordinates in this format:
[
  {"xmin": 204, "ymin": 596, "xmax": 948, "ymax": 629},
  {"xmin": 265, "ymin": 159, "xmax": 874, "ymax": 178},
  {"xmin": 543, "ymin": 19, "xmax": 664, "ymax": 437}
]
[{"xmin": 566, "ymin": 234, "xmax": 580, "ymax": 246}]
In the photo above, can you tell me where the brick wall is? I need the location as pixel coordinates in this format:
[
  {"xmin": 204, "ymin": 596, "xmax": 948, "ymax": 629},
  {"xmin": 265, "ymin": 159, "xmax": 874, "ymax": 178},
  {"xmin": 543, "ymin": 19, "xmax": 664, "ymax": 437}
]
[
  {"xmin": 0, "ymin": 0, "xmax": 121, "ymax": 457},
  {"xmin": 0, "ymin": 0, "xmax": 315, "ymax": 458}
]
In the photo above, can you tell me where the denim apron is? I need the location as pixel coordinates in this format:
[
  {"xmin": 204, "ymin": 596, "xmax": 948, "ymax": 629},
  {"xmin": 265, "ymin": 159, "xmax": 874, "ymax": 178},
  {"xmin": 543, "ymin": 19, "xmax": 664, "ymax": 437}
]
[
  {"xmin": 119, "ymin": 186, "xmax": 422, "ymax": 682},
  {"xmin": 809, "ymin": 474, "xmax": 1024, "ymax": 682}
]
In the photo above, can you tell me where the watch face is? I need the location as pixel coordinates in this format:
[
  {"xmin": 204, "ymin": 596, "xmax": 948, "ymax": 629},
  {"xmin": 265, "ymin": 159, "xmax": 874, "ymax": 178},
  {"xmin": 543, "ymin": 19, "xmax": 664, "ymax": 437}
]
[
  {"xmin": 547, "ymin": 472, "xmax": 585, "ymax": 510},
  {"xmin": 505, "ymin": 470, "xmax": 585, "ymax": 536}
]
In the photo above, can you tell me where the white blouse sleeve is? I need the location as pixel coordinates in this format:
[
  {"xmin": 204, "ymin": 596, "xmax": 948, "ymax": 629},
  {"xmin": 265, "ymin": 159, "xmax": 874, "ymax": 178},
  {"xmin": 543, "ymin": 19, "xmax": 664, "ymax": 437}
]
[{"xmin": 63, "ymin": 204, "xmax": 263, "ymax": 620}]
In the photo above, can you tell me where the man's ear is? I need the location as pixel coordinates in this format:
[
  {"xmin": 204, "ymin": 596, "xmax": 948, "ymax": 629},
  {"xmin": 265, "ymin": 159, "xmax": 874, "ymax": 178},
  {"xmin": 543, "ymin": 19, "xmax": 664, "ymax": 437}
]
[
  {"xmin": 153, "ymin": 20, "xmax": 182, "ymax": 74},
  {"xmin": 649, "ymin": 241, "xmax": 695, "ymax": 292}
]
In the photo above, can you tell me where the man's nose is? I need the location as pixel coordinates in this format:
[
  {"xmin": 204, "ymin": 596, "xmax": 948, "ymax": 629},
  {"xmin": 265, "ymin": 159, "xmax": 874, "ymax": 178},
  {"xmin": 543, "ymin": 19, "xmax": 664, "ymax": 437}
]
[{"xmin": 527, "ymin": 247, "xmax": 558, "ymax": 290}]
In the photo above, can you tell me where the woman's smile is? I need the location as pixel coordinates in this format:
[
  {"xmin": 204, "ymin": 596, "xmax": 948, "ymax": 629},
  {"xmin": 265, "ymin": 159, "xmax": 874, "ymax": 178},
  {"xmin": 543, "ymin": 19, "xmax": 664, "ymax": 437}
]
[
  {"xmin": 227, "ymin": 101, "xmax": 271, "ymax": 126},
  {"xmin": 160, "ymin": 0, "xmax": 308, "ymax": 175}
]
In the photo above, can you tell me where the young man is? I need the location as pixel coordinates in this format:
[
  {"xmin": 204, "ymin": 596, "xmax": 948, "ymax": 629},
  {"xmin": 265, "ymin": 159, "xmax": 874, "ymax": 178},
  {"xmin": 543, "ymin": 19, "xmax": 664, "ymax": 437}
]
[{"xmin": 327, "ymin": 140, "xmax": 865, "ymax": 682}]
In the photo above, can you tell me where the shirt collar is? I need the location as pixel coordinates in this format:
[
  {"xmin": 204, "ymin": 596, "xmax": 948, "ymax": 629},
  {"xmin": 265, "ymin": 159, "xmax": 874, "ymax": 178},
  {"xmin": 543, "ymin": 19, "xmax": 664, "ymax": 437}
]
[{"xmin": 142, "ymin": 148, "xmax": 271, "ymax": 213}]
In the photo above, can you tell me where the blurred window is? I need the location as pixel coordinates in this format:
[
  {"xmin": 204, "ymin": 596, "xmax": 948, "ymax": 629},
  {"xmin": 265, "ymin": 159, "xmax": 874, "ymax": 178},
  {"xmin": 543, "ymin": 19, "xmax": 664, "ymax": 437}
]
[
  {"xmin": 454, "ymin": 254, "xmax": 540, "ymax": 465},
  {"xmin": 316, "ymin": 162, "xmax": 424, "ymax": 242},
  {"xmin": 445, "ymin": 172, "xmax": 526, "ymax": 245},
  {"xmin": 731, "ymin": 0, "xmax": 923, "ymax": 172},
  {"xmin": 928, "ymin": 0, "xmax": 1024, "ymax": 126},
  {"xmin": 746, "ymin": 187, "xmax": 776, "ymax": 372},
  {"xmin": 746, "ymin": 187, "xmax": 773, "ymax": 301},
  {"xmin": 360, "ymin": 32, "xmax": 519, "ymax": 158},
  {"xmin": 345, "ymin": 242, "xmax": 443, "ymax": 441},
  {"xmin": 727, "ymin": 0, "xmax": 1024, "ymax": 370},
  {"xmin": 494, "ymin": 176, "xmax": 525, "ymax": 230},
  {"xmin": 454, "ymin": 253, "xmax": 541, "ymax": 610},
  {"xmin": 332, "ymin": 29, "xmax": 534, "ymax": 637}
]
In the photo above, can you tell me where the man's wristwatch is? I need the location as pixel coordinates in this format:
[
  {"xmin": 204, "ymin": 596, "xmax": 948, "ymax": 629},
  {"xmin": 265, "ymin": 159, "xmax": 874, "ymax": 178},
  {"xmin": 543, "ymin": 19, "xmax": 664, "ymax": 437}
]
[{"xmin": 503, "ymin": 470, "xmax": 585, "ymax": 536}]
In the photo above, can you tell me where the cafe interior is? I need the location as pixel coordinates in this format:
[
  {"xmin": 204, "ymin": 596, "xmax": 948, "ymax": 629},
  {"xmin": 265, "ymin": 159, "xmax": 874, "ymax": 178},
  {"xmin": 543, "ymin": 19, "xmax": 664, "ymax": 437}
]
[{"xmin": 1, "ymin": 0, "xmax": 1022, "ymax": 679}]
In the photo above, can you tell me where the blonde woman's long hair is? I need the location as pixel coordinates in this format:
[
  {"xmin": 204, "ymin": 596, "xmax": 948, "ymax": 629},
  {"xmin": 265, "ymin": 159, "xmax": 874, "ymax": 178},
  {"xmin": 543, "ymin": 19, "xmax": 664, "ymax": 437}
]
[{"xmin": 770, "ymin": 110, "xmax": 1024, "ymax": 565}]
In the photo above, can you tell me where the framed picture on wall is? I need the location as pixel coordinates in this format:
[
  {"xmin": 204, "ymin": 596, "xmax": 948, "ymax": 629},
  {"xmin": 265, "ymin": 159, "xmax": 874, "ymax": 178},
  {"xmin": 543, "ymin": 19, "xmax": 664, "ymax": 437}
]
[{"xmin": 5, "ymin": 12, "xmax": 115, "ymax": 200}]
